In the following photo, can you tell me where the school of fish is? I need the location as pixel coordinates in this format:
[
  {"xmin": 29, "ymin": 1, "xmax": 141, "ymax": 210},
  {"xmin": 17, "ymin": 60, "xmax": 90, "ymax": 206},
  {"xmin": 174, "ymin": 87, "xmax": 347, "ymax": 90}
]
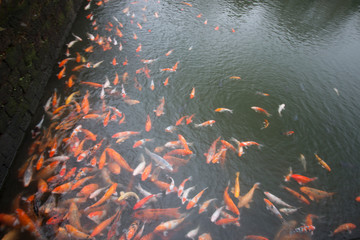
[{"xmin": 0, "ymin": 0, "xmax": 358, "ymax": 240}]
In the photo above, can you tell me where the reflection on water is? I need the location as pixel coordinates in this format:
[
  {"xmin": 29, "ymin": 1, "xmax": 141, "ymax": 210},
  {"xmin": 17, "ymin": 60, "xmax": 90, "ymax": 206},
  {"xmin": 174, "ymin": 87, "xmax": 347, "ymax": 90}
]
[{"xmin": 1, "ymin": 0, "xmax": 360, "ymax": 239}]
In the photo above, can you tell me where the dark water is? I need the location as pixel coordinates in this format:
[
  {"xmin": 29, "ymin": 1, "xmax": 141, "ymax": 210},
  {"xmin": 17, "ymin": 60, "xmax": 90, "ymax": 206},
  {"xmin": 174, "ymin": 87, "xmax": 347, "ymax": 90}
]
[{"xmin": 1, "ymin": 0, "xmax": 360, "ymax": 239}]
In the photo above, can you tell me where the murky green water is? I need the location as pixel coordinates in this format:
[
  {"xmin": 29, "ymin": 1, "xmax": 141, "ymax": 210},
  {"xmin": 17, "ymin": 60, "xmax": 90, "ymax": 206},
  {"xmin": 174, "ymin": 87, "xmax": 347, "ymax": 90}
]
[{"xmin": 1, "ymin": 0, "xmax": 360, "ymax": 239}]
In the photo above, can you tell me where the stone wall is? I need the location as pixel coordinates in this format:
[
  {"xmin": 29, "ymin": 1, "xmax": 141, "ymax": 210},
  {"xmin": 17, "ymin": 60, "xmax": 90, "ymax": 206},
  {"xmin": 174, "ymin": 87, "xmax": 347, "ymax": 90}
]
[{"xmin": 0, "ymin": 0, "xmax": 84, "ymax": 188}]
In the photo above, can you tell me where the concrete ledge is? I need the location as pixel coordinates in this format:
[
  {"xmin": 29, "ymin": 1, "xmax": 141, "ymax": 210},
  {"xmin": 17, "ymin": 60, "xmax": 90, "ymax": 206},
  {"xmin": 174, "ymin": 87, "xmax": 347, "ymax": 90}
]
[{"xmin": 0, "ymin": 0, "xmax": 84, "ymax": 189}]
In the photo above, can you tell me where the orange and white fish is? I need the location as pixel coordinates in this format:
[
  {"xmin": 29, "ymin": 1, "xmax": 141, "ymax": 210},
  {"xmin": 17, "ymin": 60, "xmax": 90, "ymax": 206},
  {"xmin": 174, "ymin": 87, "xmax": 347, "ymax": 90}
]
[
  {"xmin": 284, "ymin": 167, "xmax": 317, "ymax": 185},
  {"xmin": 186, "ymin": 187, "xmax": 208, "ymax": 210},
  {"xmin": 263, "ymin": 198, "xmax": 284, "ymax": 222},
  {"xmin": 165, "ymin": 49, "xmax": 174, "ymax": 56},
  {"xmin": 251, "ymin": 106, "xmax": 271, "ymax": 117},
  {"xmin": 136, "ymin": 44, "xmax": 142, "ymax": 52},
  {"xmin": 178, "ymin": 176, "xmax": 192, "ymax": 197},
  {"xmin": 194, "ymin": 120, "xmax": 215, "ymax": 127},
  {"xmin": 154, "ymin": 216, "xmax": 186, "ymax": 233},
  {"xmin": 150, "ymin": 79, "xmax": 155, "ymax": 91},
  {"xmin": 215, "ymin": 108, "xmax": 233, "ymax": 113},
  {"xmin": 154, "ymin": 96, "xmax": 165, "ymax": 117},
  {"xmin": 190, "ymin": 87, "xmax": 195, "ymax": 99},
  {"xmin": 186, "ymin": 114, "xmax": 195, "ymax": 125},
  {"xmin": 133, "ymin": 139, "xmax": 153, "ymax": 148},
  {"xmin": 314, "ymin": 153, "xmax": 331, "ymax": 172},
  {"xmin": 199, "ymin": 198, "xmax": 217, "ymax": 214}
]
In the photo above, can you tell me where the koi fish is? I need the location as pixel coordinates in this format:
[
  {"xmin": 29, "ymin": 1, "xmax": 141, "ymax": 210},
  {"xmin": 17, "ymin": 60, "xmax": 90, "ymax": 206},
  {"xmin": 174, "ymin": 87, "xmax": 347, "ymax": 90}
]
[
  {"xmin": 263, "ymin": 198, "xmax": 284, "ymax": 222},
  {"xmin": 314, "ymin": 153, "xmax": 331, "ymax": 172},
  {"xmin": 106, "ymin": 148, "xmax": 133, "ymax": 172},
  {"xmin": 154, "ymin": 216, "xmax": 186, "ymax": 233},
  {"xmin": 261, "ymin": 119, "xmax": 269, "ymax": 129},
  {"xmin": 132, "ymin": 208, "xmax": 181, "ymax": 220},
  {"xmin": 154, "ymin": 96, "xmax": 165, "ymax": 117},
  {"xmin": 291, "ymin": 225, "xmax": 315, "ymax": 234},
  {"xmin": 282, "ymin": 131, "xmax": 294, "ymax": 136},
  {"xmin": 90, "ymin": 210, "xmax": 119, "ymax": 237},
  {"xmin": 178, "ymin": 176, "xmax": 192, "ymax": 197},
  {"xmin": 190, "ymin": 87, "xmax": 195, "ymax": 99},
  {"xmin": 251, "ymin": 106, "xmax": 271, "ymax": 117},
  {"xmin": 224, "ymin": 185, "xmax": 240, "ymax": 215},
  {"xmin": 300, "ymin": 186, "xmax": 335, "ymax": 202},
  {"xmin": 133, "ymin": 193, "xmax": 162, "ymax": 210},
  {"xmin": 136, "ymin": 44, "xmax": 142, "ymax": 52},
  {"xmin": 205, "ymin": 137, "xmax": 221, "ymax": 164},
  {"xmin": 229, "ymin": 76, "xmax": 241, "ymax": 79},
  {"xmin": 57, "ymin": 66, "xmax": 66, "ymax": 79},
  {"xmin": 15, "ymin": 208, "xmax": 38, "ymax": 236},
  {"xmin": 186, "ymin": 187, "xmax": 208, "ymax": 210},
  {"xmin": 282, "ymin": 186, "xmax": 310, "ymax": 205},
  {"xmin": 133, "ymin": 139, "xmax": 153, "ymax": 148},
  {"xmin": 234, "ymin": 172, "xmax": 240, "ymax": 198},
  {"xmin": 141, "ymin": 162, "xmax": 152, "ymax": 181},
  {"xmin": 194, "ymin": 120, "xmax": 215, "ymax": 127},
  {"xmin": 244, "ymin": 236, "xmax": 269, "ymax": 240},
  {"xmin": 181, "ymin": 186, "xmax": 196, "ymax": 204},
  {"xmin": 186, "ymin": 114, "xmax": 195, "ymax": 125},
  {"xmin": 211, "ymin": 206, "xmax": 225, "ymax": 222},
  {"xmin": 255, "ymin": 91, "xmax": 269, "ymax": 96},
  {"xmin": 215, "ymin": 108, "xmax": 233, "ymax": 113},
  {"xmin": 199, "ymin": 198, "xmax": 217, "ymax": 214},
  {"xmin": 278, "ymin": 104, "xmax": 285, "ymax": 117},
  {"xmin": 237, "ymin": 182, "xmax": 260, "ymax": 208},
  {"xmin": 263, "ymin": 191, "xmax": 293, "ymax": 208},
  {"xmin": 144, "ymin": 147, "xmax": 173, "ymax": 171},
  {"xmin": 284, "ymin": 167, "xmax": 317, "ymax": 185},
  {"xmin": 186, "ymin": 225, "xmax": 200, "ymax": 239},
  {"xmin": 299, "ymin": 154, "xmax": 306, "ymax": 171},
  {"xmin": 330, "ymin": 223, "xmax": 356, "ymax": 236},
  {"xmin": 165, "ymin": 49, "xmax": 174, "ymax": 56},
  {"xmin": 279, "ymin": 207, "xmax": 300, "ymax": 215}
]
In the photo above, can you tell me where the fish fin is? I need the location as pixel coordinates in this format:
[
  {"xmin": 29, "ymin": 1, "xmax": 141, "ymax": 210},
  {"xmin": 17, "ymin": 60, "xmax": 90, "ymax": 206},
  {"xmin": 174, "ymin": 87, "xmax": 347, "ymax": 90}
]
[{"xmin": 245, "ymin": 203, "xmax": 250, "ymax": 208}]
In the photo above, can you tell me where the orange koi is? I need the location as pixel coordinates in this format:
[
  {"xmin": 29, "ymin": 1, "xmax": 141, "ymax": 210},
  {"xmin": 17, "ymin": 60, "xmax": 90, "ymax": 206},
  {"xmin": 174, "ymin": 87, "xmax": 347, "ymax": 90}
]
[
  {"xmin": 15, "ymin": 209, "xmax": 38, "ymax": 236},
  {"xmin": 314, "ymin": 153, "xmax": 331, "ymax": 172},
  {"xmin": 80, "ymin": 81, "xmax": 103, "ymax": 88},
  {"xmin": 123, "ymin": 72, "xmax": 128, "ymax": 83},
  {"xmin": 178, "ymin": 176, "xmax": 192, "ymax": 197},
  {"xmin": 282, "ymin": 186, "xmax": 310, "ymax": 205},
  {"xmin": 84, "ymin": 45, "xmax": 94, "ymax": 52},
  {"xmin": 36, "ymin": 153, "xmax": 44, "ymax": 171},
  {"xmin": 181, "ymin": 2, "xmax": 192, "ymax": 7},
  {"xmin": 164, "ymin": 77, "xmax": 169, "ymax": 86},
  {"xmin": 194, "ymin": 120, "xmax": 215, "ymax": 127},
  {"xmin": 37, "ymin": 178, "xmax": 48, "ymax": 193},
  {"xmin": 52, "ymin": 181, "xmax": 73, "ymax": 194},
  {"xmin": 133, "ymin": 139, "xmax": 153, "ymax": 148},
  {"xmin": 214, "ymin": 26, "xmax": 219, "ymax": 30},
  {"xmin": 137, "ymin": 22, "xmax": 142, "ymax": 29},
  {"xmin": 59, "ymin": 57, "xmax": 74, "ymax": 67},
  {"xmin": 190, "ymin": 87, "xmax": 195, "ymax": 99},
  {"xmin": 186, "ymin": 187, "xmax": 208, "ymax": 210},
  {"xmin": 66, "ymin": 74, "xmax": 76, "ymax": 88},
  {"xmin": 165, "ymin": 49, "xmax": 174, "ymax": 56},
  {"xmin": 75, "ymin": 52, "xmax": 81, "ymax": 63},
  {"xmin": 205, "ymin": 137, "xmax": 221, "ymax": 164},
  {"xmin": 103, "ymin": 110, "xmax": 111, "ymax": 127},
  {"xmin": 132, "ymin": 208, "xmax": 181, "ymax": 220},
  {"xmin": 154, "ymin": 96, "xmax": 165, "ymax": 117},
  {"xmin": 330, "ymin": 223, "xmax": 356, "ymax": 236},
  {"xmin": 133, "ymin": 193, "xmax": 161, "ymax": 210},
  {"xmin": 87, "ymin": 183, "xmax": 117, "ymax": 209},
  {"xmin": 116, "ymin": 27, "xmax": 123, "ymax": 38},
  {"xmin": 65, "ymin": 224, "xmax": 91, "ymax": 239},
  {"xmin": 251, "ymin": 106, "xmax": 271, "ymax": 117},
  {"xmin": 215, "ymin": 217, "xmax": 240, "ymax": 226},
  {"xmin": 114, "ymin": 72, "xmax": 119, "ymax": 85},
  {"xmin": 204, "ymin": 19, "xmax": 208, "ymax": 24},
  {"xmin": 197, "ymin": 13, "xmax": 202, "ymax": 18},
  {"xmin": 98, "ymin": 150, "xmax": 107, "ymax": 170},
  {"xmin": 229, "ymin": 76, "xmax": 241, "ymax": 79},
  {"xmin": 136, "ymin": 44, "xmax": 142, "ymax": 52},
  {"xmin": 57, "ymin": 66, "xmax": 66, "ymax": 79},
  {"xmin": 224, "ymin": 185, "xmax": 240, "ymax": 215},
  {"xmin": 186, "ymin": 114, "xmax": 195, "ymax": 125},
  {"xmin": 141, "ymin": 162, "xmax": 152, "ymax": 181},
  {"xmin": 123, "ymin": 56, "xmax": 128, "ymax": 65},
  {"xmin": 112, "ymin": 57, "xmax": 118, "ymax": 66},
  {"xmin": 282, "ymin": 130, "xmax": 294, "ymax": 136},
  {"xmin": 175, "ymin": 115, "xmax": 188, "ymax": 126},
  {"xmin": 77, "ymin": 183, "xmax": 99, "ymax": 197},
  {"xmin": 81, "ymin": 90, "xmax": 90, "ymax": 114},
  {"xmin": 244, "ymin": 236, "xmax": 269, "ymax": 240},
  {"xmin": 145, "ymin": 114, "xmax": 152, "ymax": 132},
  {"xmin": 81, "ymin": 128, "xmax": 97, "ymax": 141},
  {"xmin": 71, "ymin": 175, "xmax": 95, "ymax": 190},
  {"xmin": 106, "ymin": 148, "xmax": 133, "ymax": 172},
  {"xmin": 154, "ymin": 216, "xmax": 186, "ymax": 233},
  {"xmin": 90, "ymin": 210, "xmax": 119, "ymax": 237},
  {"xmin": 112, "ymin": 131, "xmax": 140, "ymax": 138}
]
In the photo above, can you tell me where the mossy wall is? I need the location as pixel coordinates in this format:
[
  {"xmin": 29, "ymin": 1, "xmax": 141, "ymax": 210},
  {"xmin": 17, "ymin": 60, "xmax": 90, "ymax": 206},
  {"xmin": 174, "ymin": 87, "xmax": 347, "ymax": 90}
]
[{"xmin": 0, "ymin": 0, "xmax": 84, "ymax": 188}]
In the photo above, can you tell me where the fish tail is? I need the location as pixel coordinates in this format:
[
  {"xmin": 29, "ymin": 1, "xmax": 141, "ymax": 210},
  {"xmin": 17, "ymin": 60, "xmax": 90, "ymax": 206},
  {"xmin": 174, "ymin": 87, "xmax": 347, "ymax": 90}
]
[{"xmin": 194, "ymin": 123, "xmax": 200, "ymax": 128}]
